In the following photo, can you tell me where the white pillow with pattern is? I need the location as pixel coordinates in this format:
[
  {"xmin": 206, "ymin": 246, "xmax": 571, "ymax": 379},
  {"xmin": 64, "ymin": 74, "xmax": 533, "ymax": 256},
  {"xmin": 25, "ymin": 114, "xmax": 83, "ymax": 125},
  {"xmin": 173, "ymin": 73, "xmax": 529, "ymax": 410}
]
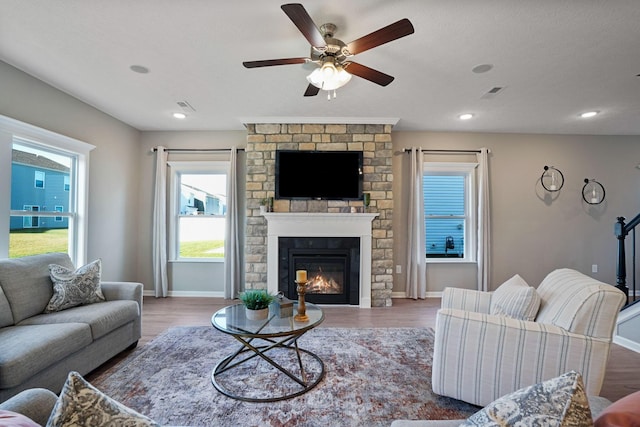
[
  {"xmin": 460, "ymin": 370, "xmax": 592, "ymax": 426},
  {"xmin": 46, "ymin": 371, "xmax": 159, "ymax": 427},
  {"xmin": 44, "ymin": 259, "xmax": 105, "ymax": 313}
]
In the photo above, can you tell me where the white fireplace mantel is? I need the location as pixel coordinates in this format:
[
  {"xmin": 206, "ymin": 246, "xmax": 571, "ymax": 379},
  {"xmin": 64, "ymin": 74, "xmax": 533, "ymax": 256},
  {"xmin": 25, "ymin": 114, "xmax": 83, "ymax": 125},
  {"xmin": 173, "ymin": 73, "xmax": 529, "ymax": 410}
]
[{"xmin": 264, "ymin": 212, "xmax": 378, "ymax": 308}]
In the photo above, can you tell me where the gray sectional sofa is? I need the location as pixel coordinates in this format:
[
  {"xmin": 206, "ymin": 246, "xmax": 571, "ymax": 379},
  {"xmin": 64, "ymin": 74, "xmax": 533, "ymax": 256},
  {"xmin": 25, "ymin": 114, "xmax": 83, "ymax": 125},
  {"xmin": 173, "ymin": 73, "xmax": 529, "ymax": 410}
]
[{"xmin": 0, "ymin": 252, "xmax": 142, "ymax": 402}]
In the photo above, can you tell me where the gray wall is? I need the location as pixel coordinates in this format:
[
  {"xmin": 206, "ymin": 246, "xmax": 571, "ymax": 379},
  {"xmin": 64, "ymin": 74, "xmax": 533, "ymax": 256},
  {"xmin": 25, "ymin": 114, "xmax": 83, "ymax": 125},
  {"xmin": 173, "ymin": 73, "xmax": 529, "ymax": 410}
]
[
  {"xmin": 393, "ymin": 132, "xmax": 640, "ymax": 293},
  {"xmin": 0, "ymin": 61, "xmax": 141, "ymax": 281}
]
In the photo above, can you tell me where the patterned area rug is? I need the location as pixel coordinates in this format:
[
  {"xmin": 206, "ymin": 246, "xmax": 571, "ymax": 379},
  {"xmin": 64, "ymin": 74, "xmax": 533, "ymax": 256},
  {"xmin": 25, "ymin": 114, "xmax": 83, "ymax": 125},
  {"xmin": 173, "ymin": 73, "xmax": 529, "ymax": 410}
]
[{"xmin": 90, "ymin": 327, "xmax": 479, "ymax": 426}]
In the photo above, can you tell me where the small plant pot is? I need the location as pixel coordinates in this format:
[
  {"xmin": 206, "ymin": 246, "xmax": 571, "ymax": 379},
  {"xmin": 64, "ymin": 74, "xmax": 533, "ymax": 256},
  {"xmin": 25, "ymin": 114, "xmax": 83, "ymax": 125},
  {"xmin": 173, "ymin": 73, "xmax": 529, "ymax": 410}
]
[
  {"xmin": 245, "ymin": 307, "xmax": 269, "ymax": 320},
  {"xmin": 259, "ymin": 205, "xmax": 267, "ymax": 215}
]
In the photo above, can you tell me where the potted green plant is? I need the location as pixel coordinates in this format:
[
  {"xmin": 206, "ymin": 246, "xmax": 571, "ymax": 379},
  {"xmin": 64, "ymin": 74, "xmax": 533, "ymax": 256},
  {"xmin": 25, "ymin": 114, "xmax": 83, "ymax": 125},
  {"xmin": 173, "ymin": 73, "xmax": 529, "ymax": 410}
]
[
  {"xmin": 239, "ymin": 289, "xmax": 274, "ymax": 320},
  {"xmin": 259, "ymin": 198, "xmax": 268, "ymax": 215}
]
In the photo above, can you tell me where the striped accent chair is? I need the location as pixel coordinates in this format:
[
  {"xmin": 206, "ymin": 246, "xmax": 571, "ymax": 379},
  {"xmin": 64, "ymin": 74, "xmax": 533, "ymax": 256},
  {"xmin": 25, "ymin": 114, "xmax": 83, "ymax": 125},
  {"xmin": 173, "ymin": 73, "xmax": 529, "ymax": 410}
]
[{"xmin": 432, "ymin": 268, "xmax": 626, "ymax": 407}]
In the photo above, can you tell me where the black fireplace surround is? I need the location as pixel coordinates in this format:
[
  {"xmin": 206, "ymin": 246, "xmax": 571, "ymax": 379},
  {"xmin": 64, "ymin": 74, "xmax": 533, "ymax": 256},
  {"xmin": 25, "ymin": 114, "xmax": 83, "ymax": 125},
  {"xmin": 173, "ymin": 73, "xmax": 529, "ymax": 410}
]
[{"xmin": 278, "ymin": 237, "xmax": 360, "ymax": 305}]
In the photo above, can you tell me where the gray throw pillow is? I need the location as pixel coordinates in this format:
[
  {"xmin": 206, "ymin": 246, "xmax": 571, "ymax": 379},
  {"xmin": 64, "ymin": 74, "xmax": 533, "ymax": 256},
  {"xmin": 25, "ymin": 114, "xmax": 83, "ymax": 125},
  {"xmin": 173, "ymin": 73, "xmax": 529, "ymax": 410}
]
[
  {"xmin": 46, "ymin": 371, "xmax": 159, "ymax": 427},
  {"xmin": 460, "ymin": 370, "xmax": 592, "ymax": 426},
  {"xmin": 44, "ymin": 259, "xmax": 105, "ymax": 313}
]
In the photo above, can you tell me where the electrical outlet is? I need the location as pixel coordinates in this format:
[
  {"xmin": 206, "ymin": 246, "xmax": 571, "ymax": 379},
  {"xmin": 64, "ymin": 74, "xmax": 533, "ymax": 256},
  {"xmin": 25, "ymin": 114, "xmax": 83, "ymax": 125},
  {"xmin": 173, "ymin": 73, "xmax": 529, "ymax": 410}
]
[
  {"xmin": 396, "ymin": 265, "xmax": 402, "ymax": 274},
  {"xmin": 592, "ymin": 264, "xmax": 598, "ymax": 273}
]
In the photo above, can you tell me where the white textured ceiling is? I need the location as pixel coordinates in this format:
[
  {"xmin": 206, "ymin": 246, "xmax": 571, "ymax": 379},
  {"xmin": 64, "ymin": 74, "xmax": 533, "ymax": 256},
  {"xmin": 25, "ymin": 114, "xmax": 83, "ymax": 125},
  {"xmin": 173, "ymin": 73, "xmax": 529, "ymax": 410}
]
[{"xmin": 1, "ymin": 0, "xmax": 639, "ymax": 134}]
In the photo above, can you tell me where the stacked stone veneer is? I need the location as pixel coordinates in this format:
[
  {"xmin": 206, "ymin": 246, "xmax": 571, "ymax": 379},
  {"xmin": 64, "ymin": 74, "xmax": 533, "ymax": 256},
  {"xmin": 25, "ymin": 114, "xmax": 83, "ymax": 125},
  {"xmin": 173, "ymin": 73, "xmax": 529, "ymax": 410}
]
[{"xmin": 244, "ymin": 123, "xmax": 394, "ymax": 307}]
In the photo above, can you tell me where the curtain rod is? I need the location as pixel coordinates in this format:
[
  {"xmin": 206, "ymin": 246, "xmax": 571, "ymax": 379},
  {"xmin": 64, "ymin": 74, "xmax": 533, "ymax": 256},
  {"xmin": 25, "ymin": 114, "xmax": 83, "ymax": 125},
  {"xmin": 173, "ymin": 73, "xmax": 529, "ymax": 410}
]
[
  {"xmin": 403, "ymin": 148, "xmax": 482, "ymax": 154},
  {"xmin": 151, "ymin": 147, "xmax": 245, "ymax": 153}
]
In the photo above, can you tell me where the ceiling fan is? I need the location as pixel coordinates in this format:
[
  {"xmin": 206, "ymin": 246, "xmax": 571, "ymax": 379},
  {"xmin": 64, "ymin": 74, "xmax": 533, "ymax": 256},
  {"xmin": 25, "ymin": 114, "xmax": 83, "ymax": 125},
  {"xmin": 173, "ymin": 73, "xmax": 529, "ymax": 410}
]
[{"xmin": 242, "ymin": 3, "xmax": 415, "ymax": 98}]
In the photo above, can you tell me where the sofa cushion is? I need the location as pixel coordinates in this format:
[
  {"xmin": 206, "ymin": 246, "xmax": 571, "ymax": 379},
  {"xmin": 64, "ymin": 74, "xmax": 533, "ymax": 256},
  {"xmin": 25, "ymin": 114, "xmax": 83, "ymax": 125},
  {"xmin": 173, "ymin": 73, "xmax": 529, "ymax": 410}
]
[
  {"xmin": 0, "ymin": 253, "xmax": 74, "ymax": 324},
  {"xmin": 0, "ymin": 285, "xmax": 13, "ymax": 328},
  {"xmin": 459, "ymin": 370, "xmax": 592, "ymax": 426},
  {"xmin": 490, "ymin": 274, "xmax": 540, "ymax": 321},
  {"xmin": 19, "ymin": 300, "xmax": 139, "ymax": 340},
  {"xmin": 46, "ymin": 371, "xmax": 159, "ymax": 427},
  {"xmin": 44, "ymin": 259, "xmax": 105, "ymax": 313},
  {"xmin": 0, "ymin": 324, "xmax": 92, "ymax": 389},
  {"xmin": 594, "ymin": 390, "xmax": 640, "ymax": 427}
]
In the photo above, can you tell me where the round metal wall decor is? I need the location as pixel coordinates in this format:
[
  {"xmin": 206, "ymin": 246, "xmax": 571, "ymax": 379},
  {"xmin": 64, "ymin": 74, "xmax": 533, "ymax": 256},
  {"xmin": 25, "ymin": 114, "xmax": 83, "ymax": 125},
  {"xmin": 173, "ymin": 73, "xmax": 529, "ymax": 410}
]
[
  {"xmin": 541, "ymin": 166, "xmax": 564, "ymax": 192},
  {"xmin": 582, "ymin": 179, "xmax": 605, "ymax": 205}
]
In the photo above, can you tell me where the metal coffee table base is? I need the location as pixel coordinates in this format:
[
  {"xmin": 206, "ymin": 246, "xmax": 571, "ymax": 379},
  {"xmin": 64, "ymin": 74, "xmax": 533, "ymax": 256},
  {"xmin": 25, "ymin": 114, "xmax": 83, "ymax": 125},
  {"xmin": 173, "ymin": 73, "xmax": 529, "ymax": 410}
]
[{"xmin": 211, "ymin": 333, "xmax": 325, "ymax": 402}]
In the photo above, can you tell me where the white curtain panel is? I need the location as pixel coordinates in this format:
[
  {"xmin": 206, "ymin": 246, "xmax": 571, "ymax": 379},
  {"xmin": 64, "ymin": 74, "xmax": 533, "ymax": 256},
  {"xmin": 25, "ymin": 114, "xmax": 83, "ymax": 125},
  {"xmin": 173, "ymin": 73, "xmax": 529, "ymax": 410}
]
[
  {"xmin": 405, "ymin": 147, "xmax": 427, "ymax": 299},
  {"xmin": 477, "ymin": 147, "xmax": 491, "ymax": 291},
  {"xmin": 224, "ymin": 147, "xmax": 242, "ymax": 299},
  {"xmin": 152, "ymin": 146, "xmax": 169, "ymax": 298}
]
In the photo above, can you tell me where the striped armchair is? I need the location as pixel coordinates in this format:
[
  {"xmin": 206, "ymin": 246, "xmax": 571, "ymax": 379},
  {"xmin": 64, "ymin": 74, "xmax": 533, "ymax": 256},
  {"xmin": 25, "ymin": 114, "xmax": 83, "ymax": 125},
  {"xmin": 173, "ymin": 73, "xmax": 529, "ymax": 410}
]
[{"xmin": 431, "ymin": 268, "xmax": 626, "ymax": 407}]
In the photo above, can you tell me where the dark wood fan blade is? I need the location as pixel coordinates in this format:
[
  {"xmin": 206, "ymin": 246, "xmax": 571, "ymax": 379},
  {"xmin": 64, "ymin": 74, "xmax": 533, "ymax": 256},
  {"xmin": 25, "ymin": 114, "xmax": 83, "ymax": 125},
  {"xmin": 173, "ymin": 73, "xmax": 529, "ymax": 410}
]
[
  {"xmin": 243, "ymin": 58, "xmax": 308, "ymax": 68},
  {"xmin": 281, "ymin": 3, "xmax": 326, "ymax": 48},
  {"xmin": 304, "ymin": 84, "xmax": 320, "ymax": 97},
  {"xmin": 346, "ymin": 18, "xmax": 414, "ymax": 55},
  {"xmin": 344, "ymin": 62, "xmax": 394, "ymax": 86}
]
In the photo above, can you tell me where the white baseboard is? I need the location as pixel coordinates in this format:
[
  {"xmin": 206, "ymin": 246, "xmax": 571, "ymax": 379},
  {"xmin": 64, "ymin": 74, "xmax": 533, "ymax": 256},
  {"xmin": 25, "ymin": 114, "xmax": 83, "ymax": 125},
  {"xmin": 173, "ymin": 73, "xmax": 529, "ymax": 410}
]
[
  {"xmin": 146, "ymin": 290, "xmax": 444, "ymax": 300},
  {"xmin": 143, "ymin": 290, "xmax": 225, "ymax": 298},
  {"xmin": 391, "ymin": 291, "xmax": 443, "ymax": 299},
  {"xmin": 613, "ymin": 334, "xmax": 640, "ymax": 353}
]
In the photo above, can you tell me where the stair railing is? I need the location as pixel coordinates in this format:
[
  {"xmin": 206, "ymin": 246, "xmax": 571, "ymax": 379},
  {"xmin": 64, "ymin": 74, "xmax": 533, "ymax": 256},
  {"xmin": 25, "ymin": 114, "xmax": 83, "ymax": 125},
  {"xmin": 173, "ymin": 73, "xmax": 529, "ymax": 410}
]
[{"xmin": 615, "ymin": 215, "xmax": 640, "ymax": 307}]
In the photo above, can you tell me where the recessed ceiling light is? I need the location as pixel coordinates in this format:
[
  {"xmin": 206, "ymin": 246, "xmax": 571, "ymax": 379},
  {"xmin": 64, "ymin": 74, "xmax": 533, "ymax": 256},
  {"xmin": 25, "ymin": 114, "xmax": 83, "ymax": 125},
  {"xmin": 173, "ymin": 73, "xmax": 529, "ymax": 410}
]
[
  {"xmin": 130, "ymin": 65, "xmax": 149, "ymax": 74},
  {"xmin": 472, "ymin": 64, "xmax": 493, "ymax": 74},
  {"xmin": 580, "ymin": 111, "xmax": 599, "ymax": 118},
  {"xmin": 458, "ymin": 113, "xmax": 474, "ymax": 120},
  {"xmin": 172, "ymin": 112, "xmax": 187, "ymax": 119}
]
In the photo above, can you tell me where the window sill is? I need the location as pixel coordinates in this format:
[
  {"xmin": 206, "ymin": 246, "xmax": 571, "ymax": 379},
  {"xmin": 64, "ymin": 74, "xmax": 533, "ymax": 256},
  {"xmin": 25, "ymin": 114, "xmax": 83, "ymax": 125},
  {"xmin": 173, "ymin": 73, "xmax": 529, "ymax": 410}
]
[
  {"xmin": 426, "ymin": 258, "xmax": 476, "ymax": 264},
  {"xmin": 169, "ymin": 258, "xmax": 224, "ymax": 263}
]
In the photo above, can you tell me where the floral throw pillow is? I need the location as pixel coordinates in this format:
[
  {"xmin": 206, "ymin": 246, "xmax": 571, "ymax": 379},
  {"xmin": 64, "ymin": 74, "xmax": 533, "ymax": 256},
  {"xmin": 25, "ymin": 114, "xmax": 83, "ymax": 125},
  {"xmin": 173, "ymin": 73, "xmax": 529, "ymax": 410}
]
[
  {"xmin": 44, "ymin": 259, "xmax": 105, "ymax": 313},
  {"xmin": 46, "ymin": 371, "xmax": 159, "ymax": 427},
  {"xmin": 460, "ymin": 371, "xmax": 592, "ymax": 426}
]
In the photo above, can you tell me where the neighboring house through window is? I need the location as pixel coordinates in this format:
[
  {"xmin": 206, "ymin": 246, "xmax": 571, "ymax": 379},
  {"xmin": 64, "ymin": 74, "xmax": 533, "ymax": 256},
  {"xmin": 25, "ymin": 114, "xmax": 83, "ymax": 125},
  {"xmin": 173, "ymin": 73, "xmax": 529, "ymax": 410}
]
[
  {"xmin": 423, "ymin": 162, "xmax": 478, "ymax": 262},
  {"xmin": 168, "ymin": 161, "xmax": 228, "ymax": 261}
]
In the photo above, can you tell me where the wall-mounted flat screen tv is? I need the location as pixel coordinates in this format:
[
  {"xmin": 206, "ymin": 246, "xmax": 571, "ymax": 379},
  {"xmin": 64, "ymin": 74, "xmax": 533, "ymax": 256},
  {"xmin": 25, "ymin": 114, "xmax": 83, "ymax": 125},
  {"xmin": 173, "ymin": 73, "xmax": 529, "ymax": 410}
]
[{"xmin": 275, "ymin": 150, "xmax": 363, "ymax": 200}]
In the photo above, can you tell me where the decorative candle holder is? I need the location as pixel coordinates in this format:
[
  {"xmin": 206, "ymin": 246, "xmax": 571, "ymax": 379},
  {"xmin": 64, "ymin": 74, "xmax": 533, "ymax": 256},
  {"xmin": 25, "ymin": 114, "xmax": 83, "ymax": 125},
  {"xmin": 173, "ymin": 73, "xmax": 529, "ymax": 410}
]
[{"xmin": 294, "ymin": 280, "xmax": 309, "ymax": 322}]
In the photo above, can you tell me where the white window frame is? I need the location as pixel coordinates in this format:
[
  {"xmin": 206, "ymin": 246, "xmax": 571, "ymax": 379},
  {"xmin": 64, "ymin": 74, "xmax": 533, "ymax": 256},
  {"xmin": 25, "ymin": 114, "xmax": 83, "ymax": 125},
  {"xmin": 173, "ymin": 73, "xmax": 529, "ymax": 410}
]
[
  {"xmin": 424, "ymin": 162, "xmax": 478, "ymax": 263},
  {"xmin": 168, "ymin": 160, "xmax": 228, "ymax": 263},
  {"xmin": 0, "ymin": 115, "xmax": 95, "ymax": 264}
]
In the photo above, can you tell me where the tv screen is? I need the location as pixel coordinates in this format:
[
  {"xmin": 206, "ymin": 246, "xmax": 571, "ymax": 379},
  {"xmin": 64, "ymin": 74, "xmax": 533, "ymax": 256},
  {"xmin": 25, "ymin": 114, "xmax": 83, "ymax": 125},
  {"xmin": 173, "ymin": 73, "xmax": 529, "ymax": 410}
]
[{"xmin": 275, "ymin": 150, "xmax": 363, "ymax": 200}]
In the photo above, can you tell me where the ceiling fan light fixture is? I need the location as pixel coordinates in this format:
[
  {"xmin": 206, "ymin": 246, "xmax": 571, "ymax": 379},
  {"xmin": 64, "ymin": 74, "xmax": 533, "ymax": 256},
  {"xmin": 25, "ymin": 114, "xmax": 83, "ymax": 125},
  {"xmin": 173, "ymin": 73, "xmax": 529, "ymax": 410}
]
[{"xmin": 306, "ymin": 59, "xmax": 352, "ymax": 91}]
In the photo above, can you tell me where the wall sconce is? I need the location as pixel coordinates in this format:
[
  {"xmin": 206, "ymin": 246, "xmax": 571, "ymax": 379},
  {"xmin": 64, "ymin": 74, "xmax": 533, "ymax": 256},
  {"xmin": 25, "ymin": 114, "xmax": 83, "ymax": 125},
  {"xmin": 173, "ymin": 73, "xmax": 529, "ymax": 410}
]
[
  {"xmin": 541, "ymin": 166, "xmax": 564, "ymax": 192},
  {"xmin": 582, "ymin": 179, "xmax": 605, "ymax": 205}
]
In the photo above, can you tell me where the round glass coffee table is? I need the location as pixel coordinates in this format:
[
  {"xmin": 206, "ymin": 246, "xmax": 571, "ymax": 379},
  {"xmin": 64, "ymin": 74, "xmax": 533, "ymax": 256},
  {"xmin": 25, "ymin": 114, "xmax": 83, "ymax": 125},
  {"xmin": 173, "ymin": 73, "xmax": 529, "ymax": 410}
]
[{"xmin": 211, "ymin": 302, "xmax": 324, "ymax": 402}]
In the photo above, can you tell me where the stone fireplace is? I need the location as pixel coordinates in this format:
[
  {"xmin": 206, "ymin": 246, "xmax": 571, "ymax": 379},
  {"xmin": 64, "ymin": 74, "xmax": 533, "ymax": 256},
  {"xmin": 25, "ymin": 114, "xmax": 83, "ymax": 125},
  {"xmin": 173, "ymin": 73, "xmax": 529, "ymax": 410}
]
[{"xmin": 243, "ymin": 122, "xmax": 395, "ymax": 307}]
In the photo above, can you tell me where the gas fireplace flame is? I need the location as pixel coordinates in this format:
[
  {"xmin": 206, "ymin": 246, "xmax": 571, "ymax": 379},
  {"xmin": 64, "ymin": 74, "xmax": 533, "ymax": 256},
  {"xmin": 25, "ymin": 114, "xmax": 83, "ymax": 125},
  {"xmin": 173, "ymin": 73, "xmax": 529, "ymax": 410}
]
[{"xmin": 307, "ymin": 268, "xmax": 343, "ymax": 294}]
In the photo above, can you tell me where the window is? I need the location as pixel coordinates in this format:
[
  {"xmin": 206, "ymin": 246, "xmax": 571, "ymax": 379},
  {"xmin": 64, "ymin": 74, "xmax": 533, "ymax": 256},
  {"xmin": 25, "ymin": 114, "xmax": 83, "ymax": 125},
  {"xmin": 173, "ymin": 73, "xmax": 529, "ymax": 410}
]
[
  {"xmin": 423, "ymin": 162, "xmax": 477, "ymax": 262},
  {"xmin": 54, "ymin": 205, "xmax": 64, "ymax": 222},
  {"xmin": 34, "ymin": 170, "xmax": 45, "ymax": 188},
  {"xmin": 169, "ymin": 161, "xmax": 228, "ymax": 261},
  {"xmin": 1, "ymin": 115, "xmax": 95, "ymax": 263}
]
